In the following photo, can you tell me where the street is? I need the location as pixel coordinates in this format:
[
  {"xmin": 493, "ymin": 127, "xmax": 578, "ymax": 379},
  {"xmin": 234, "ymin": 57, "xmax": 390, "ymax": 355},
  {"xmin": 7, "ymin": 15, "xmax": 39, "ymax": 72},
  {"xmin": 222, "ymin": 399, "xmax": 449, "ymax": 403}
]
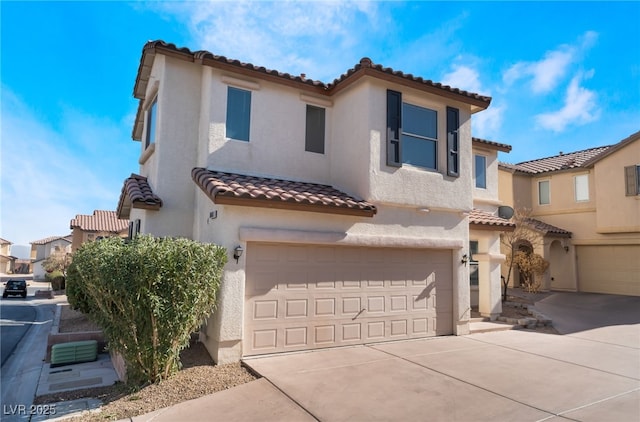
[{"xmin": 0, "ymin": 280, "xmax": 57, "ymax": 421}]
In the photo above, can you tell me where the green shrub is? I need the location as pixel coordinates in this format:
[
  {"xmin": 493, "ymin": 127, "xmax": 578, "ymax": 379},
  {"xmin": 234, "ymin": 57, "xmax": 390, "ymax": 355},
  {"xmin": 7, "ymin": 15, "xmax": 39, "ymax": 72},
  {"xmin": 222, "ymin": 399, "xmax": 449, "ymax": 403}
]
[{"xmin": 66, "ymin": 235, "xmax": 227, "ymax": 384}]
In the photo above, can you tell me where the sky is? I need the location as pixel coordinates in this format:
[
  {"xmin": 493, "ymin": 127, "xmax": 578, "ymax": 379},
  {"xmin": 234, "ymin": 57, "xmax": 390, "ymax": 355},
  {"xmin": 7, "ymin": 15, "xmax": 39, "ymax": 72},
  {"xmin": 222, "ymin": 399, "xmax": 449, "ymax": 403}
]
[{"xmin": 1, "ymin": 1, "xmax": 639, "ymax": 255}]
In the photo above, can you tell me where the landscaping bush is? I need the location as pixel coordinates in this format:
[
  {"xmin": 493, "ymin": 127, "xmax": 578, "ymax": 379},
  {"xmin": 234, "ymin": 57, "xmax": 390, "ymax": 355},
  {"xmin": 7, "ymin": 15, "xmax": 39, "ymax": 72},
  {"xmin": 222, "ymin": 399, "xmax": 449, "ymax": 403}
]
[
  {"xmin": 45, "ymin": 270, "xmax": 65, "ymax": 290},
  {"xmin": 66, "ymin": 235, "xmax": 227, "ymax": 384}
]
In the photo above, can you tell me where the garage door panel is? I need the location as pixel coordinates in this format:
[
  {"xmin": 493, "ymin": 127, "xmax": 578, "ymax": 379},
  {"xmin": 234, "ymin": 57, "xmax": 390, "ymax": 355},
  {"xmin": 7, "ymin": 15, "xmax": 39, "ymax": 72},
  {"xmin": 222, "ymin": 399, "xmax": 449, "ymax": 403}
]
[
  {"xmin": 244, "ymin": 244, "xmax": 453, "ymax": 356},
  {"xmin": 577, "ymin": 245, "xmax": 640, "ymax": 296}
]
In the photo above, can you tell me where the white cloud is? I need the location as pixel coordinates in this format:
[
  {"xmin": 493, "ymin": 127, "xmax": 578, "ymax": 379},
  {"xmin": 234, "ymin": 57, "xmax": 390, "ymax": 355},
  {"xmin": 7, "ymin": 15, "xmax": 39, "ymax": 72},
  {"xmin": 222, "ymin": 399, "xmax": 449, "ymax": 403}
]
[
  {"xmin": 474, "ymin": 104, "xmax": 505, "ymax": 139},
  {"xmin": 0, "ymin": 87, "xmax": 138, "ymax": 246},
  {"xmin": 154, "ymin": 0, "xmax": 383, "ymax": 80},
  {"xmin": 503, "ymin": 31, "xmax": 598, "ymax": 94},
  {"xmin": 535, "ymin": 71, "xmax": 599, "ymax": 132},
  {"xmin": 441, "ymin": 64, "xmax": 484, "ymax": 95}
]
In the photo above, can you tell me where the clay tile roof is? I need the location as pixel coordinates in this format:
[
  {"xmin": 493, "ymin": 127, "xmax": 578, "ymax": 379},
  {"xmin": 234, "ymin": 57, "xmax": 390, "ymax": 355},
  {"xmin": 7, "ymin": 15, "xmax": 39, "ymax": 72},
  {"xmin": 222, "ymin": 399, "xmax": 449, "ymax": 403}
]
[
  {"xmin": 117, "ymin": 174, "xmax": 163, "ymax": 219},
  {"xmin": 30, "ymin": 235, "xmax": 72, "ymax": 245},
  {"xmin": 469, "ymin": 209, "xmax": 515, "ymax": 230},
  {"xmin": 70, "ymin": 210, "xmax": 130, "ymax": 233},
  {"xmin": 0, "ymin": 238, "xmax": 11, "ymax": 244},
  {"xmin": 192, "ymin": 168, "xmax": 377, "ymax": 217},
  {"xmin": 524, "ymin": 218, "xmax": 571, "ymax": 238},
  {"xmin": 509, "ymin": 146, "xmax": 611, "ymax": 175},
  {"xmin": 472, "ymin": 137, "xmax": 512, "ymax": 153}
]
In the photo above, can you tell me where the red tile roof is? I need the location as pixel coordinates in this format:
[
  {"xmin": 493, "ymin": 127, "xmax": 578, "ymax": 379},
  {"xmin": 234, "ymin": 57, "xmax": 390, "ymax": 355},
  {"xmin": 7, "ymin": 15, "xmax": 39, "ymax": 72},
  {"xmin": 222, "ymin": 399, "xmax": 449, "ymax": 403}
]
[
  {"xmin": 504, "ymin": 146, "xmax": 611, "ymax": 175},
  {"xmin": 117, "ymin": 174, "xmax": 163, "ymax": 219},
  {"xmin": 133, "ymin": 41, "xmax": 492, "ymax": 140},
  {"xmin": 30, "ymin": 235, "xmax": 72, "ymax": 245},
  {"xmin": 70, "ymin": 210, "xmax": 129, "ymax": 233},
  {"xmin": 469, "ymin": 209, "xmax": 516, "ymax": 230},
  {"xmin": 0, "ymin": 238, "xmax": 11, "ymax": 244},
  {"xmin": 472, "ymin": 137, "xmax": 512, "ymax": 153},
  {"xmin": 192, "ymin": 168, "xmax": 377, "ymax": 217},
  {"xmin": 524, "ymin": 218, "xmax": 571, "ymax": 237}
]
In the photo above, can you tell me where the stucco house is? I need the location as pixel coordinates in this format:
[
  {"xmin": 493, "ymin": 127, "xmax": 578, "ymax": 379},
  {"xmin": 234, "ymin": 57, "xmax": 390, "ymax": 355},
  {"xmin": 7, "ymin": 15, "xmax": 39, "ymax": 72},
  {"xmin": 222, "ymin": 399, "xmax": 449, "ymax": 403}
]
[
  {"xmin": 30, "ymin": 235, "xmax": 72, "ymax": 280},
  {"xmin": 0, "ymin": 237, "xmax": 17, "ymax": 274},
  {"xmin": 499, "ymin": 130, "xmax": 640, "ymax": 296},
  {"xmin": 117, "ymin": 40, "xmax": 514, "ymax": 363},
  {"xmin": 69, "ymin": 210, "xmax": 130, "ymax": 252}
]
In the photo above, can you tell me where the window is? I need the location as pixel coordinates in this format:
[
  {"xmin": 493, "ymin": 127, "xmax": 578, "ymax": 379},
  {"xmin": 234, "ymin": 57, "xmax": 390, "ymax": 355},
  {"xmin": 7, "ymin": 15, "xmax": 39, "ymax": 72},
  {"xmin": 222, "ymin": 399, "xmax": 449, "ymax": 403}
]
[
  {"xmin": 386, "ymin": 90, "xmax": 458, "ymax": 172},
  {"xmin": 226, "ymin": 87, "xmax": 251, "ymax": 141},
  {"xmin": 624, "ymin": 165, "xmax": 640, "ymax": 196},
  {"xmin": 145, "ymin": 97, "xmax": 157, "ymax": 148},
  {"xmin": 538, "ymin": 180, "xmax": 550, "ymax": 205},
  {"xmin": 475, "ymin": 155, "xmax": 487, "ymax": 189},
  {"xmin": 574, "ymin": 174, "xmax": 589, "ymax": 201},
  {"xmin": 469, "ymin": 241, "xmax": 479, "ymax": 286},
  {"xmin": 305, "ymin": 105, "xmax": 325, "ymax": 154}
]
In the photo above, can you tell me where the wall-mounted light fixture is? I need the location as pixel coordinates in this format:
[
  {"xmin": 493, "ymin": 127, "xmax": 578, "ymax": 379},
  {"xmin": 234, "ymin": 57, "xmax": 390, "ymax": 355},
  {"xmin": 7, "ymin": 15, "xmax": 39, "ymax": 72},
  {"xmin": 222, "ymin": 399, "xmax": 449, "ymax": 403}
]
[
  {"xmin": 233, "ymin": 245, "xmax": 244, "ymax": 263},
  {"xmin": 461, "ymin": 254, "xmax": 468, "ymax": 266},
  {"xmin": 564, "ymin": 245, "xmax": 569, "ymax": 253},
  {"xmin": 207, "ymin": 210, "xmax": 218, "ymax": 225}
]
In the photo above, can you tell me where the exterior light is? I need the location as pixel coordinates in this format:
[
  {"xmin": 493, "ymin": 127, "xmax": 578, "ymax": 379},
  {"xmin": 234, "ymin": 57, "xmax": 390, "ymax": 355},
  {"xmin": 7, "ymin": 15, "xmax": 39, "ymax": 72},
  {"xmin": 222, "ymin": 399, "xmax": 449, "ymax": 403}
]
[
  {"xmin": 233, "ymin": 245, "xmax": 244, "ymax": 263},
  {"xmin": 461, "ymin": 254, "xmax": 468, "ymax": 266}
]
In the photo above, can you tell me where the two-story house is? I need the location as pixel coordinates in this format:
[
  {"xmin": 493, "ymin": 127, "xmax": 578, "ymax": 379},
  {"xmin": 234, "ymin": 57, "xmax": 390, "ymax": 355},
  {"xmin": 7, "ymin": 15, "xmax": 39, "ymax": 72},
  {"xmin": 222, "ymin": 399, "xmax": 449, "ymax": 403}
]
[
  {"xmin": 499, "ymin": 131, "xmax": 640, "ymax": 296},
  {"xmin": 30, "ymin": 235, "xmax": 72, "ymax": 280},
  {"xmin": 0, "ymin": 237, "xmax": 16, "ymax": 274},
  {"xmin": 117, "ymin": 40, "xmax": 513, "ymax": 363},
  {"xmin": 69, "ymin": 210, "xmax": 130, "ymax": 252}
]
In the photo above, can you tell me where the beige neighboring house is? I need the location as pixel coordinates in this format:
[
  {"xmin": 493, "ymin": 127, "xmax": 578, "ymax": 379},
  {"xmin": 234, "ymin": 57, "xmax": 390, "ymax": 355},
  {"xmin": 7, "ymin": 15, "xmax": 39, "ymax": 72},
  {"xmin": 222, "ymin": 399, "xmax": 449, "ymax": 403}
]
[
  {"xmin": 117, "ymin": 40, "xmax": 513, "ymax": 363},
  {"xmin": 30, "ymin": 235, "xmax": 72, "ymax": 281},
  {"xmin": 0, "ymin": 237, "xmax": 17, "ymax": 274},
  {"xmin": 69, "ymin": 210, "xmax": 130, "ymax": 252},
  {"xmin": 499, "ymin": 130, "xmax": 640, "ymax": 296}
]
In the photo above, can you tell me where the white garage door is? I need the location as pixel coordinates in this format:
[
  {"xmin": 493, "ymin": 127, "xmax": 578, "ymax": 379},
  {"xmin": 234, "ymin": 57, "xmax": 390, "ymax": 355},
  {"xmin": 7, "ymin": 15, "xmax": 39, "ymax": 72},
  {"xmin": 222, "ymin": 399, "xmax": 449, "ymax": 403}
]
[
  {"xmin": 244, "ymin": 243, "xmax": 453, "ymax": 356},
  {"xmin": 577, "ymin": 245, "xmax": 640, "ymax": 296}
]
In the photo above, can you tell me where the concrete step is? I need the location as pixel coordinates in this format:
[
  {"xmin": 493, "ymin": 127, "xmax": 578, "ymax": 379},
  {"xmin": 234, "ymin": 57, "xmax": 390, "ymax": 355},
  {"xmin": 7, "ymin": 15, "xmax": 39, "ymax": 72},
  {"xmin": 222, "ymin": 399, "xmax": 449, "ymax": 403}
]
[{"xmin": 469, "ymin": 320, "xmax": 519, "ymax": 334}]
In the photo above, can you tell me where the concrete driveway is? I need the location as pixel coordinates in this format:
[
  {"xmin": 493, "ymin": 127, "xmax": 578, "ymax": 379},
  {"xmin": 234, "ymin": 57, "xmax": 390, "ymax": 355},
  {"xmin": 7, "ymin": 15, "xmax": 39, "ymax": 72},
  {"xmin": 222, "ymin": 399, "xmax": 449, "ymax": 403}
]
[{"xmin": 244, "ymin": 292, "xmax": 639, "ymax": 422}]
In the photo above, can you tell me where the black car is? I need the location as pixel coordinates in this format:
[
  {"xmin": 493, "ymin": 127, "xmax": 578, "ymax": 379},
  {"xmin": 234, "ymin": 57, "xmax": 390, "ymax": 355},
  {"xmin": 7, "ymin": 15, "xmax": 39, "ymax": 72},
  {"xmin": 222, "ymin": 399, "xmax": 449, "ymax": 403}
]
[{"xmin": 3, "ymin": 279, "xmax": 27, "ymax": 298}]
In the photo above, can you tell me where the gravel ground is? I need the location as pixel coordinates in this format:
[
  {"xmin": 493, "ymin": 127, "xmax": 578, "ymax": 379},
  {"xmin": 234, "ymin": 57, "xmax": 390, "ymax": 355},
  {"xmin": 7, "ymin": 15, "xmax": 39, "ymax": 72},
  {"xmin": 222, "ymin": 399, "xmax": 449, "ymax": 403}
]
[{"xmin": 35, "ymin": 304, "xmax": 258, "ymax": 421}]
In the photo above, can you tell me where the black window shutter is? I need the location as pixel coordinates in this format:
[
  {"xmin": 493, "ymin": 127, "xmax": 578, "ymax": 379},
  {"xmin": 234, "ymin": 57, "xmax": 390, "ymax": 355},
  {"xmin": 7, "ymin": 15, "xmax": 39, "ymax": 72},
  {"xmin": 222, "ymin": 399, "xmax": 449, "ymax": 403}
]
[
  {"xmin": 387, "ymin": 90, "xmax": 402, "ymax": 167},
  {"xmin": 447, "ymin": 106, "xmax": 460, "ymax": 177},
  {"xmin": 624, "ymin": 165, "xmax": 638, "ymax": 196}
]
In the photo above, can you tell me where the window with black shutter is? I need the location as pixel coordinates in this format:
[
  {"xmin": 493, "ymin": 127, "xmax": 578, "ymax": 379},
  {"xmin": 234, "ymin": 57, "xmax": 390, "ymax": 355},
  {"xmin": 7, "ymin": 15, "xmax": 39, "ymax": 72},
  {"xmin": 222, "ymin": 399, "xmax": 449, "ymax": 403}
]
[
  {"xmin": 447, "ymin": 107, "xmax": 460, "ymax": 177},
  {"xmin": 386, "ymin": 90, "xmax": 402, "ymax": 167}
]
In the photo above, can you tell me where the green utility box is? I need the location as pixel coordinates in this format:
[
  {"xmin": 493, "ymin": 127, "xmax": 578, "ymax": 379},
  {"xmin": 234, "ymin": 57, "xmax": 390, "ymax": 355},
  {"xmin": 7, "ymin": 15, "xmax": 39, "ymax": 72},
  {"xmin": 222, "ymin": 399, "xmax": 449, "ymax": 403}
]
[{"xmin": 51, "ymin": 340, "xmax": 98, "ymax": 367}]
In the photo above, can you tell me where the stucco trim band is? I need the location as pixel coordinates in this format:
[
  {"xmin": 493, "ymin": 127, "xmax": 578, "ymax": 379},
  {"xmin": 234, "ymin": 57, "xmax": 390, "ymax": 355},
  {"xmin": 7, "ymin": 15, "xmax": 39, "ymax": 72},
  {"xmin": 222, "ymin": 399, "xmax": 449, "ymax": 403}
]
[{"xmin": 239, "ymin": 227, "xmax": 464, "ymax": 249}]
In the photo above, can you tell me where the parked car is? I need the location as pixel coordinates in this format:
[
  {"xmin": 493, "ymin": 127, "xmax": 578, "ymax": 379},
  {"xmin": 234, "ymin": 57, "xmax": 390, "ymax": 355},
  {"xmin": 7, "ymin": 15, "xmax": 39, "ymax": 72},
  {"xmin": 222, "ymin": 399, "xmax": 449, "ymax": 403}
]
[{"xmin": 3, "ymin": 279, "xmax": 27, "ymax": 298}]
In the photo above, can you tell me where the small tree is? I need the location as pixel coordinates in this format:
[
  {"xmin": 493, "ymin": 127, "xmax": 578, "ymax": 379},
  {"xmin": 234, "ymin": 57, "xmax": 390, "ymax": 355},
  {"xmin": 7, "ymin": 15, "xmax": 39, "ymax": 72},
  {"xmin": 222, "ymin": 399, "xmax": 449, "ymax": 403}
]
[
  {"xmin": 501, "ymin": 208, "xmax": 543, "ymax": 302},
  {"xmin": 41, "ymin": 246, "xmax": 71, "ymax": 275},
  {"xmin": 512, "ymin": 250, "xmax": 549, "ymax": 293},
  {"xmin": 66, "ymin": 235, "xmax": 227, "ymax": 385}
]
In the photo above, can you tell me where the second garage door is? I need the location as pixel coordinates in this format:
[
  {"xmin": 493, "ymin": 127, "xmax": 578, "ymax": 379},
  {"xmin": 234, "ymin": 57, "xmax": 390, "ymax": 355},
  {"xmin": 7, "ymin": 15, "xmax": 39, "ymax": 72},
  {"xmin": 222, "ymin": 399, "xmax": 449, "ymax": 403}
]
[{"xmin": 244, "ymin": 243, "xmax": 453, "ymax": 356}]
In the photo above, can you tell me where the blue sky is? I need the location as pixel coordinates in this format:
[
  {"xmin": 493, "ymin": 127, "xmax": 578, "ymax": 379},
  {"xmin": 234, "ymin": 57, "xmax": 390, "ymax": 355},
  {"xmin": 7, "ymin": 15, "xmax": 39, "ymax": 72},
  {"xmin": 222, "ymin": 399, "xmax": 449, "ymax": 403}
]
[{"xmin": 1, "ymin": 1, "xmax": 639, "ymax": 254}]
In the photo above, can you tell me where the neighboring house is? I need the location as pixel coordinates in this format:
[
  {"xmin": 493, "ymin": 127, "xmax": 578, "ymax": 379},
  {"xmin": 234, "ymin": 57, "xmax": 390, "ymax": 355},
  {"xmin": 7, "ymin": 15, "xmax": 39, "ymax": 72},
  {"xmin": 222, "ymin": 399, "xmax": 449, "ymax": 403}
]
[
  {"xmin": 30, "ymin": 235, "xmax": 72, "ymax": 281},
  {"xmin": 69, "ymin": 210, "xmax": 130, "ymax": 252},
  {"xmin": 499, "ymin": 130, "xmax": 640, "ymax": 296},
  {"xmin": 117, "ymin": 40, "xmax": 513, "ymax": 363},
  {"xmin": 0, "ymin": 237, "xmax": 17, "ymax": 274}
]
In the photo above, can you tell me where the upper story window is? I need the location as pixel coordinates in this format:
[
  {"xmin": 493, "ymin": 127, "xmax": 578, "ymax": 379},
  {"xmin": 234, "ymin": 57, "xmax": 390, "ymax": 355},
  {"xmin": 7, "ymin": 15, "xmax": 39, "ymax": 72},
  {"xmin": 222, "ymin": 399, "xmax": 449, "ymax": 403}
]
[
  {"xmin": 574, "ymin": 174, "xmax": 589, "ymax": 202},
  {"xmin": 305, "ymin": 105, "xmax": 325, "ymax": 154},
  {"xmin": 402, "ymin": 103, "xmax": 438, "ymax": 169},
  {"xmin": 474, "ymin": 155, "xmax": 487, "ymax": 189},
  {"xmin": 624, "ymin": 165, "xmax": 640, "ymax": 196},
  {"xmin": 538, "ymin": 180, "xmax": 550, "ymax": 205},
  {"xmin": 386, "ymin": 90, "xmax": 460, "ymax": 175},
  {"xmin": 226, "ymin": 87, "xmax": 251, "ymax": 142},
  {"xmin": 145, "ymin": 97, "xmax": 157, "ymax": 148}
]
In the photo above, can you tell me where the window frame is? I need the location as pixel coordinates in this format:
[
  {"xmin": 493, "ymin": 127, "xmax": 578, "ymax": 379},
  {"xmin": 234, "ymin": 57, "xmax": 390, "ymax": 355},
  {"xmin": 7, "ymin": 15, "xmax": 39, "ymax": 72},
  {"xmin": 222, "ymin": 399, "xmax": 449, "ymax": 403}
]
[
  {"xmin": 226, "ymin": 86, "xmax": 252, "ymax": 142},
  {"xmin": 574, "ymin": 174, "xmax": 590, "ymax": 202},
  {"xmin": 305, "ymin": 104, "xmax": 325, "ymax": 154},
  {"xmin": 474, "ymin": 154, "xmax": 487, "ymax": 189},
  {"xmin": 400, "ymin": 102, "xmax": 438, "ymax": 170},
  {"xmin": 538, "ymin": 179, "xmax": 551, "ymax": 205},
  {"xmin": 469, "ymin": 240, "xmax": 479, "ymax": 286},
  {"xmin": 624, "ymin": 165, "xmax": 640, "ymax": 196},
  {"xmin": 145, "ymin": 96, "xmax": 157, "ymax": 149}
]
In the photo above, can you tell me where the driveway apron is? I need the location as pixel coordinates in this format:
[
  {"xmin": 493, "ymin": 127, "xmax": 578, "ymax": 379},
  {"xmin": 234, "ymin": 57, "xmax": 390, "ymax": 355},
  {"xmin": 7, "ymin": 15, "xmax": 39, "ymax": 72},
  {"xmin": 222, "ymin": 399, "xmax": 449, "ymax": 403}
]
[{"xmin": 245, "ymin": 315, "xmax": 640, "ymax": 421}]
